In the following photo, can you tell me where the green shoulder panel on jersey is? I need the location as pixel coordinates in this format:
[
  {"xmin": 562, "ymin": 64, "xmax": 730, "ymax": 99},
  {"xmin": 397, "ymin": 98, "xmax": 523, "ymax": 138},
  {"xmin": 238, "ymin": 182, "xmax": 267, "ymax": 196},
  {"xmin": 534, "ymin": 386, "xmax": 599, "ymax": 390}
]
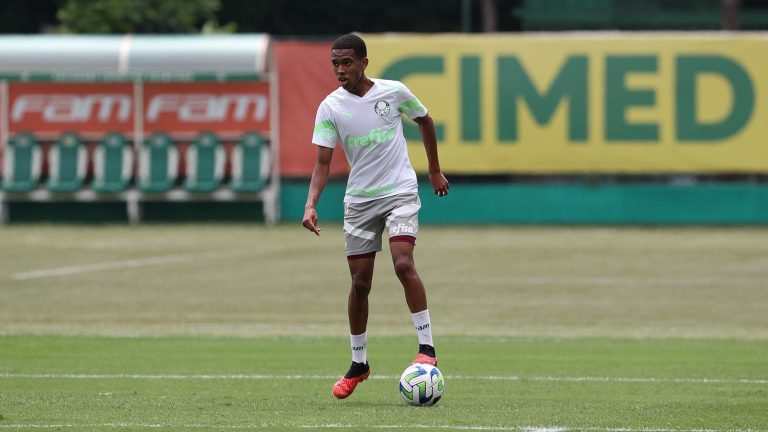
[
  {"xmin": 314, "ymin": 120, "xmax": 336, "ymax": 132},
  {"xmin": 398, "ymin": 98, "xmax": 426, "ymax": 116},
  {"xmin": 314, "ymin": 120, "xmax": 337, "ymax": 140}
]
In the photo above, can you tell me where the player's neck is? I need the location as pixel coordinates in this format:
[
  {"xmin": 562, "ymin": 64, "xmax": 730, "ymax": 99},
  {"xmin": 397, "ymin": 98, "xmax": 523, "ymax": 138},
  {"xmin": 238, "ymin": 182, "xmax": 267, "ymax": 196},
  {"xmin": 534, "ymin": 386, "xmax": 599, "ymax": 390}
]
[{"xmin": 348, "ymin": 77, "xmax": 374, "ymax": 97}]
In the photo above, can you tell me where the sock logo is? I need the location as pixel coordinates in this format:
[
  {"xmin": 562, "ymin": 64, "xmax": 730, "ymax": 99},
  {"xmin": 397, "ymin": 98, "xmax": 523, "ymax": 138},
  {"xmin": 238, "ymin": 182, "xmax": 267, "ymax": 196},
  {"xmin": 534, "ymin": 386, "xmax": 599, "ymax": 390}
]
[
  {"xmin": 416, "ymin": 323, "xmax": 430, "ymax": 331},
  {"xmin": 352, "ymin": 345, "xmax": 366, "ymax": 351}
]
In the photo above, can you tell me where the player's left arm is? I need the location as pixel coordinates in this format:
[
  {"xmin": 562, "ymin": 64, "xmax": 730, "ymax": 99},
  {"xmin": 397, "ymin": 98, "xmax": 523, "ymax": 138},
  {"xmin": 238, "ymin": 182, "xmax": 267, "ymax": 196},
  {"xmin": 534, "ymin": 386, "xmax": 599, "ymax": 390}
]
[{"xmin": 414, "ymin": 114, "xmax": 449, "ymax": 197}]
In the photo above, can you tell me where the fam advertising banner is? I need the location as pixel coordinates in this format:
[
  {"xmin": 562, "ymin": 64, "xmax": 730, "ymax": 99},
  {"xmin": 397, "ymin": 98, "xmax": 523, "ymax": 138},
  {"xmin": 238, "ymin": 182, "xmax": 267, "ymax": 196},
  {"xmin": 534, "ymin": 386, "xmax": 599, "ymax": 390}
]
[
  {"xmin": 143, "ymin": 82, "xmax": 270, "ymax": 136},
  {"xmin": 363, "ymin": 33, "xmax": 768, "ymax": 173},
  {"xmin": 7, "ymin": 81, "xmax": 270, "ymax": 138},
  {"xmin": 8, "ymin": 82, "xmax": 134, "ymax": 135}
]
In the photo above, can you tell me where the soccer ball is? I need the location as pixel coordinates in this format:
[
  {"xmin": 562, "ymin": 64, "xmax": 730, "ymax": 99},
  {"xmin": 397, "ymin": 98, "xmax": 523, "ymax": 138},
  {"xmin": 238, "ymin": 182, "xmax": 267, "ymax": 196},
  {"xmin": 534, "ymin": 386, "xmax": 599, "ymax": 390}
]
[{"xmin": 399, "ymin": 363, "xmax": 444, "ymax": 406}]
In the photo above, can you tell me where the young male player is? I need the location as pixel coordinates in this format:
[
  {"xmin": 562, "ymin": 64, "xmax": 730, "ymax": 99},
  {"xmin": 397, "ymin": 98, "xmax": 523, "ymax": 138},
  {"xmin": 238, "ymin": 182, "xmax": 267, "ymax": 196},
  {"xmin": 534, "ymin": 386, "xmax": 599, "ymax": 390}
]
[{"xmin": 302, "ymin": 33, "xmax": 449, "ymax": 399}]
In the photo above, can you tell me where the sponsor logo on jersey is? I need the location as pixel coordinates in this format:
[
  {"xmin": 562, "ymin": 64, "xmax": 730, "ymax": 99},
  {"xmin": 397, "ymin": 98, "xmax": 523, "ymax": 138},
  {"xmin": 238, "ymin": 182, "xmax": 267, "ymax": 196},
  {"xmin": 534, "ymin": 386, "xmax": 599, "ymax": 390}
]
[{"xmin": 345, "ymin": 127, "xmax": 395, "ymax": 148}]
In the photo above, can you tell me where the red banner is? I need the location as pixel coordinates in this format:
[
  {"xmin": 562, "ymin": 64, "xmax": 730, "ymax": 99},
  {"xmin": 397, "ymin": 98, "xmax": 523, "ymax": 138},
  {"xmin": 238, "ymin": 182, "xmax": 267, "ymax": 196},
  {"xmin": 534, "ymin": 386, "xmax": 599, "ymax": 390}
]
[
  {"xmin": 7, "ymin": 81, "xmax": 270, "ymax": 139},
  {"xmin": 275, "ymin": 41, "xmax": 348, "ymax": 177},
  {"xmin": 143, "ymin": 82, "xmax": 269, "ymax": 136},
  {"xmin": 9, "ymin": 82, "xmax": 133, "ymax": 135}
]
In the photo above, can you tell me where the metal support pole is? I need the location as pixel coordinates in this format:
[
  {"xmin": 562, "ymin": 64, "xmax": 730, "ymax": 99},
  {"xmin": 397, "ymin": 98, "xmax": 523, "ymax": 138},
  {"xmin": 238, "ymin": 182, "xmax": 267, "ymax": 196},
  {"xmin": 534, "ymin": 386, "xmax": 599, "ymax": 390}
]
[
  {"xmin": 462, "ymin": 0, "xmax": 472, "ymax": 32},
  {"xmin": 722, "ymin": 0, "xmax": 741, "ymax": 30},
  {"xmin": 481, "ymin": 0, "xmax": 497, "ymax": 32}
]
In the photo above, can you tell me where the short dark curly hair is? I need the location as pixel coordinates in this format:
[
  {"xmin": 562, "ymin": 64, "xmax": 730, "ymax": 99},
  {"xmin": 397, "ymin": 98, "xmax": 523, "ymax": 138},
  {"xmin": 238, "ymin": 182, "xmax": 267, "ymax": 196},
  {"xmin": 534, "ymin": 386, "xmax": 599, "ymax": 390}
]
[{"xmin": 332, "ymin": 33, "xmax": 367, "ymax": 59}]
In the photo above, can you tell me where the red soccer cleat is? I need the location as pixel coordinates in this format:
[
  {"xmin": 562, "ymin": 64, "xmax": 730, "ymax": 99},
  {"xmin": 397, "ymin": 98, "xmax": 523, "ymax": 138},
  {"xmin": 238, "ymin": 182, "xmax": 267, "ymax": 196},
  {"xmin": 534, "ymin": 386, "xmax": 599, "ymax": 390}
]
[
  {"xmin": 412, "ymin": 353, "xmax": 438, "ymax": 366},
  {"xmin": 332, "ymin": 369, "xmax": 370, "ymax": 399}
]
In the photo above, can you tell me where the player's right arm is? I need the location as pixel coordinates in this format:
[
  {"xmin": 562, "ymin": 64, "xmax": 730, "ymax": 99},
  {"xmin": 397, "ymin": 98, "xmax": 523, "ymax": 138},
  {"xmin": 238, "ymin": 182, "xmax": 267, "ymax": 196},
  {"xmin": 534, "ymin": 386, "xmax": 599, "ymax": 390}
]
[{"xmin": 303, "ymin": 146, "xmax": 334, "ymax": 236}]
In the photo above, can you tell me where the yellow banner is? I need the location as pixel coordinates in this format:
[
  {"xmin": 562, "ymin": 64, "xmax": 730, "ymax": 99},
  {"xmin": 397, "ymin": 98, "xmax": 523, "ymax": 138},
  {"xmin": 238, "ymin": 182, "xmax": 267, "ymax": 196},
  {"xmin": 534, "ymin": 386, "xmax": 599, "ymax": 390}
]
[{"xmin": 364, "ymin": 33, "xmax": 768, "ymax": 173}]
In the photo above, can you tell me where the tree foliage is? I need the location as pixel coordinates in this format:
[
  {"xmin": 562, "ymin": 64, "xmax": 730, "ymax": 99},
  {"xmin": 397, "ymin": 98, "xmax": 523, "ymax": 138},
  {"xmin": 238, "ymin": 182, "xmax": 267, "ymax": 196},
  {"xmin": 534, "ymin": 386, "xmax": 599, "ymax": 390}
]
[
  {"xmin": 0, "ymin": 0, "xmax": 58, "ymax": 33},
  {"xmin": 57, "ymin": 0, "xmax": 234, "ymax": 34}
]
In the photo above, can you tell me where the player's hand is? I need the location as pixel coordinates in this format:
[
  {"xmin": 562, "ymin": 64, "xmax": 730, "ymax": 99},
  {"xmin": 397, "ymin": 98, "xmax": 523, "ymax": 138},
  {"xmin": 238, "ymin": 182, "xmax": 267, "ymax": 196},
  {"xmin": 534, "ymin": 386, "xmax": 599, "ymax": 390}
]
[
  {"xmin": 429, "ymin": 171, "xmax": 449, "ymax": 197},
  {"xmin": 302, "ymin": 207, "xmax": 322, "ymax": 236}
]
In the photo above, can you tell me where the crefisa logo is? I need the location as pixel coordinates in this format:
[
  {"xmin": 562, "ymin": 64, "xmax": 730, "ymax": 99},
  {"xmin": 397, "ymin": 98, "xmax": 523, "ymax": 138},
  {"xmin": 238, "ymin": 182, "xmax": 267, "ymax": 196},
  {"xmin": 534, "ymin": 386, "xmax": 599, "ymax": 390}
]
[
  {"xmin": 374, "ymin": 100, "xmax": 390, "ymax": 116},
  {"xmin": 389, "ymin": 223, "xmax": 415, "ymax": 236}
]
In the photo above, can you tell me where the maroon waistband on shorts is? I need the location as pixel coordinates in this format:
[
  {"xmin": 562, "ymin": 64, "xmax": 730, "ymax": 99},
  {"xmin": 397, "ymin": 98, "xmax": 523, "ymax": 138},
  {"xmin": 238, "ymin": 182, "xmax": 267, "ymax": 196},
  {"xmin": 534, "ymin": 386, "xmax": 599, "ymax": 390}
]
[
  {"xmin": 389, "ymin": 235, "xmax": 416, "ymax": 245},
  {"xmin": 347, "ymin": 251, "xmax": 377, "ymax": 260}
]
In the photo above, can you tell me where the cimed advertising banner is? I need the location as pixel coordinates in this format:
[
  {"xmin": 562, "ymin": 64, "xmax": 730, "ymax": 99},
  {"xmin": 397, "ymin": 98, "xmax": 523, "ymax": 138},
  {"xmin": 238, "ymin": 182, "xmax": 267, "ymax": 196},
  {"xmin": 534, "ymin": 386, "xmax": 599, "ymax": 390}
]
[{"xmin": 363, "ymin": 33, "xmax": 768, "ymax": 173}]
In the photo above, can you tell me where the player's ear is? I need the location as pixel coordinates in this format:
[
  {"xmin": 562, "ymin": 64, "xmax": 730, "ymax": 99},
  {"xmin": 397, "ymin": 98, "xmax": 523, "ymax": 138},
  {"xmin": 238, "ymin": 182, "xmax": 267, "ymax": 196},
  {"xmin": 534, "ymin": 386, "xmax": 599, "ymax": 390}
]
[{"xmin": 361, "ymin": 57, "xmax": 368, "ymax": 71}]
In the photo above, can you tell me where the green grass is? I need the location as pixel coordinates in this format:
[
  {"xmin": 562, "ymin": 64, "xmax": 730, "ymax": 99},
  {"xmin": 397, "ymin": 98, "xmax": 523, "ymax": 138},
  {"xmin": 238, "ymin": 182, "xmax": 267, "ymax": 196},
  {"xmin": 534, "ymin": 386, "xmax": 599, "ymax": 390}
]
[
  {"xmin": 1, "ymin": 335, "xmax": 767, "ymax": 431},
  {"xmin": 0, "ymin": 225, "xmax": 767, "ymax": 430}
]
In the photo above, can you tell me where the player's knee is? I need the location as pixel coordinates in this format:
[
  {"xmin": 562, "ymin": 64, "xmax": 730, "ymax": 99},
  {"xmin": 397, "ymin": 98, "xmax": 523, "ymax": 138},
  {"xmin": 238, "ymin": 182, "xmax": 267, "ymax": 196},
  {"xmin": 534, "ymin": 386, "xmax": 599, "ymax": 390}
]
[
  {"xmin": 350, "ymin": 275, "xmax": 372, "ymax": 297},
  {"xmin": 393, "ymin": 257, "xmax": 416, "ymax": 279}
]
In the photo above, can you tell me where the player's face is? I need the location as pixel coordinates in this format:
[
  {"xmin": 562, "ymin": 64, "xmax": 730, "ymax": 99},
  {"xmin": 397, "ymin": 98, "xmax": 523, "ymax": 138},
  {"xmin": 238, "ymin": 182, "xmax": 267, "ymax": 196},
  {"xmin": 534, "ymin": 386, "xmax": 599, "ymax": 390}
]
[{"xmin": 331, "ymin": 49, "xmax": 367, "ymax": 92}]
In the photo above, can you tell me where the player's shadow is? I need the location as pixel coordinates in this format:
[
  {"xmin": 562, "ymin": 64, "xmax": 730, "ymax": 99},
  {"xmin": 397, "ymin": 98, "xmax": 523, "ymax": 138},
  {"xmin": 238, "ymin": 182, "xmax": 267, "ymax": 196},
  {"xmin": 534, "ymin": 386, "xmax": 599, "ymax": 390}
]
[{"xmin": 332, "ymin": 400, "xmax": 445, "ymax": 408}]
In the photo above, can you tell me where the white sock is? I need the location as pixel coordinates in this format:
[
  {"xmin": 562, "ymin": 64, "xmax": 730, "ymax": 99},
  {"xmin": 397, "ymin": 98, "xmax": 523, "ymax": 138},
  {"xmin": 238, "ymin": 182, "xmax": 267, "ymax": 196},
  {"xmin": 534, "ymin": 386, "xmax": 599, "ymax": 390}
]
[
  {"xmin": 350, "ymin": 332, "xmax": 367, "ymax": 364},
  {"xmin": 411, "ymin": 309, "xmax": 433, "ymax": 347}
]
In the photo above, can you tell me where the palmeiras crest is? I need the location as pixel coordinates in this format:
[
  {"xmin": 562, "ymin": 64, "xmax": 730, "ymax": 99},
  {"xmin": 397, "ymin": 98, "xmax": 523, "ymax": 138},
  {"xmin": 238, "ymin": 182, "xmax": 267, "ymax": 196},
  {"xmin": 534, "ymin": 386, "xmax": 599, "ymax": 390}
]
[{"xmin": 374, "ymin": 100, "xmax": 390, "ymax": 116}]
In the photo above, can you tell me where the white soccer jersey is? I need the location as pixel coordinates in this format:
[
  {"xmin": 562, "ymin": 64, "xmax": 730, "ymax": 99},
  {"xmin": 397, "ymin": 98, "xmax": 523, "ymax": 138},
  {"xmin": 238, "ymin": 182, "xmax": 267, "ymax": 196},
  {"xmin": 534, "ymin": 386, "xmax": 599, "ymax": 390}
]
[{"xmin": 312, "ymin": 78, "xmax": 428, "ymax": 203}]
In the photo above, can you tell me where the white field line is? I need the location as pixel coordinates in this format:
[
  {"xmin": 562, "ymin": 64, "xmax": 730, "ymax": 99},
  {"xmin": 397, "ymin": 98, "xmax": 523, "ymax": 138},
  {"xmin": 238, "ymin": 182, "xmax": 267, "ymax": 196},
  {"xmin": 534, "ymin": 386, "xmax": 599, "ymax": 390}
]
[
  {"xmin": 10, "ymin": 250, "xmax": 248, "ymax": 281},
  {"xmin": 11, "ymin": 252, "xmax": 765, "ymax": 287},
  {"xmin": 430, "ymin": 275, "xmax": 765, "ymax": 287},
  {"xmin": 0, "ymin": 424, "xmax": 766, "ymax": 432},
  {"xmin": 0, "ymin": 372, "xmax": 765, "ymax": 385}
]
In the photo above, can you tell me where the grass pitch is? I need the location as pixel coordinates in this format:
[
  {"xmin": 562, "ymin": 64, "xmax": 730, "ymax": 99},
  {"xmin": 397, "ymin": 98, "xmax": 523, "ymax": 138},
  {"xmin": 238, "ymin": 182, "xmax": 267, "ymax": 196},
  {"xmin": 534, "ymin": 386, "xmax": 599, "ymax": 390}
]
[{"xmin": 0, "ymin": 224, "xmax": 767, "ymax": 431}]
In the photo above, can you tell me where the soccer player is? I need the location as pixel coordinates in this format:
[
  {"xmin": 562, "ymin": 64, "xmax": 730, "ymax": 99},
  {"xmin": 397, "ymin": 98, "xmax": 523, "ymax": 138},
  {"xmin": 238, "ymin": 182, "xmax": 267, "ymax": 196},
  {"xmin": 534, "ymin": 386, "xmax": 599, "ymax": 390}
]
[{"xmin": 302, "ymin": 33, "xmax": 449, "ymax": 399}]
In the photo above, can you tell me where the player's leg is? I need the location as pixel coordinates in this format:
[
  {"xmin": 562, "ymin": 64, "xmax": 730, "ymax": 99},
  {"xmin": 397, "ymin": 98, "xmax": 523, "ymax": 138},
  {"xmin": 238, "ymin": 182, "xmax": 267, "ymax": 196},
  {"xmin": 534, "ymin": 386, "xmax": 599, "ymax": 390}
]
[
  {"xmin": 384, "ymin": 194, "xmax": 437, "ymax": 366},
  {"xmin": 332, "ymin": 254, "xmax": 375, "ymax": 399},
  {"xmin": 345, "ymin": 254, "xmax": 375, "ymax": 379},
  {"xmin": 347, "ymin": 254, "xmax": 375, "ymax": 335},
  {"xmin": 333, "ymin": 200, "xmax": 384, "ymax": 399},
  {"xmin": 390, "ymin": 240, "xmax": 437, "ymax": 366},
  {"xmin": 390, "ymin": 240, "xmax": 426, "ymax": 312}
]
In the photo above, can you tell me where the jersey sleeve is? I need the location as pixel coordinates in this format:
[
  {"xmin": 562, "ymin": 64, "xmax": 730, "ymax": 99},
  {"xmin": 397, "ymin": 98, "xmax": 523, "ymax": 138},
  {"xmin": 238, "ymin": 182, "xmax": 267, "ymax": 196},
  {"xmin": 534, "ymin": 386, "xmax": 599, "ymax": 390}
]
[
  {"xmin": 396, "ymin": 83, "xmax": 428, "ymax": 120},
  {"xmin": 312, "ymin": 102, "xmax": 338, "ymax": 148}
]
